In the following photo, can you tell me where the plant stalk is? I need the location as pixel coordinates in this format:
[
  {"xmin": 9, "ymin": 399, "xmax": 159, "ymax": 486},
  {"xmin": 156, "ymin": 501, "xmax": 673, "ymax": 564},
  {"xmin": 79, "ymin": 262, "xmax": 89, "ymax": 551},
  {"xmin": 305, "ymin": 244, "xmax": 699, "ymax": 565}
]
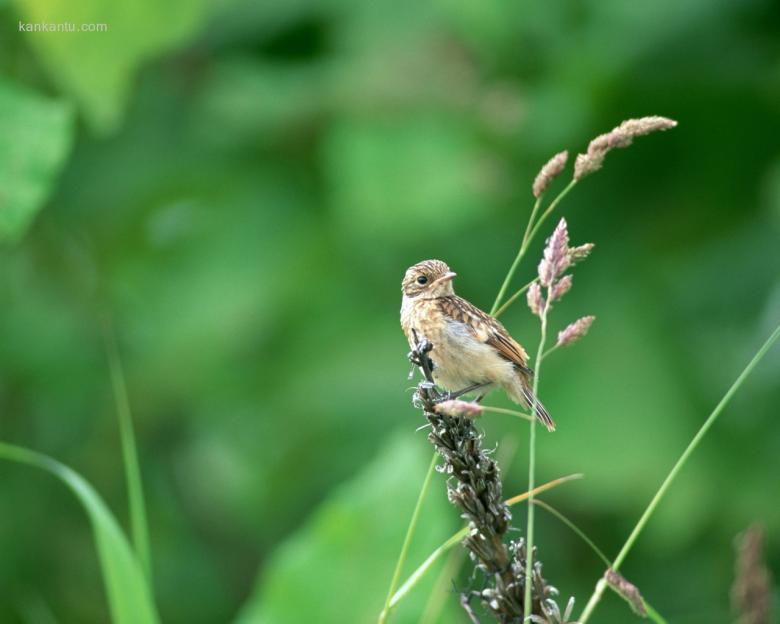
[
  {"xmin": 493, "ymin": 278, "xmax": 537, "ymax": 319},
  {"xmin": 102, "ymin": 319, "xmax": 152, "ymax": 582},
  {"xmin": 379, "ymin": 451, "xmax": 437, "ymax": 623},
  {"xmin": 525, "ymin": 180, "xmax": 576, "ymax": 250},
  {"xmin": 523, "ymin": 301, "xmax": 549, "ymax": 620},
  {"xmin": 490, "ymin": 197, "xmax": 542, "ymax": 315}
]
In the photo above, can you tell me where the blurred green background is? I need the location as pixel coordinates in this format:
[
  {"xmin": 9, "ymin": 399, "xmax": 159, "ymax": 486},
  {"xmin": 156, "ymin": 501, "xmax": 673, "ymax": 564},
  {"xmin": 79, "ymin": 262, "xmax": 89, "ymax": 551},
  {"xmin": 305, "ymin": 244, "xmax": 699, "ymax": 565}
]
[{"xmin": 2, "ymin": 0, "xmax": 779, "ymax": 622}]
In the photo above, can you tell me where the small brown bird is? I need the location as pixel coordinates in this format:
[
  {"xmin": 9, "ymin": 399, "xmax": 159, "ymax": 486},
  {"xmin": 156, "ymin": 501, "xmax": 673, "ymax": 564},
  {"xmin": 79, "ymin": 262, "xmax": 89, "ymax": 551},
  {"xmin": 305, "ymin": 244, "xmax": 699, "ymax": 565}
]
[{"xmin": 400, "ymin": 259, "xmax": 555, "ymax": 431}]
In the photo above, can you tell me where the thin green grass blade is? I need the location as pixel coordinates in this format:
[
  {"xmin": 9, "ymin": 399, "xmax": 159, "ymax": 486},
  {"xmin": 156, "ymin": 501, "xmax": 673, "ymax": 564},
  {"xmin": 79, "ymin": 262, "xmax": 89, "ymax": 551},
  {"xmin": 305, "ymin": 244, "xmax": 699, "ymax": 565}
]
[
  {"xmin": 379, "ymin": 451, "xmax": 437, "ymax": 623},
  {"xmin": 0, "ymin": 442, "xmax": 159, "ymax": 624},
  {"xmin": 102, "ymin": 319, "xmax": 152, "ymax": 581}
]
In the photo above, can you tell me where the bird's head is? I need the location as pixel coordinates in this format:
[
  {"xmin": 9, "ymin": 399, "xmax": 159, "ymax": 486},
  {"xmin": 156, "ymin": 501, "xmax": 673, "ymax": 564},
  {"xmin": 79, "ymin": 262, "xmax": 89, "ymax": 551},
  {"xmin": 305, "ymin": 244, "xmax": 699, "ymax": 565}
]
[{"xmin": 401, "ymin": 259, "xmax": 457, "ymax": 299}]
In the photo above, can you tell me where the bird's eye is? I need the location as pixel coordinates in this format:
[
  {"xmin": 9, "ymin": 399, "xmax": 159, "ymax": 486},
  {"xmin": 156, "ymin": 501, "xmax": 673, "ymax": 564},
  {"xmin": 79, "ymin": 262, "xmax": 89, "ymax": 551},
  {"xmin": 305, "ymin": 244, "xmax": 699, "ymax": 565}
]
[{"xmin": 416, "ymin": 275, "xmax": 428, "ymax": 285}]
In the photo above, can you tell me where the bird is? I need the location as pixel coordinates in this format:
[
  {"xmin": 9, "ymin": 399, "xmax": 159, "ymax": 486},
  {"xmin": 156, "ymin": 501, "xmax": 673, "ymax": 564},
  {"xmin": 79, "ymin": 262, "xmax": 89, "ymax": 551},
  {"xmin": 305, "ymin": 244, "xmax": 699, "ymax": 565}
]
[{"xmin": 400, "ymin": 259, "xmax": 555, "ymax": 431}]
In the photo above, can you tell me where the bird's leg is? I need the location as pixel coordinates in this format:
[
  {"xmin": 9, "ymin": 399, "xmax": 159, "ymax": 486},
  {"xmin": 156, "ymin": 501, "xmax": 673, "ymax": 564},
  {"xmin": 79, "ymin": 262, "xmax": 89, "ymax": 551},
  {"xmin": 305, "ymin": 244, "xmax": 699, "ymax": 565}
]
[{"xmin": 443, "ymin": 381, "xmax": 491, "ymax": 401}]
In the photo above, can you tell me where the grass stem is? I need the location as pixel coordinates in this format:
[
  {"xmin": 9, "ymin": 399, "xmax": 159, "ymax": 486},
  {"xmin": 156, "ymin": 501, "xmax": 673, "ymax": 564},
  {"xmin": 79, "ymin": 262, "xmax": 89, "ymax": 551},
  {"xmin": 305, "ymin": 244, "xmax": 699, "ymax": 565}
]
[
  {"xmin": 525, "ymin": 180, "xmax": 577, "ymax": 250},
  {"xmin": 379, "ymin": 451, "xmax": 437, "ymax": 623},
  {"xmin": 480, "ymin": 406, "xmax": 534, "ymax": 422},
  {"xmin": 491, "ymin": 180, "xmax": 576, "ymax": 316},
  {"xmin": 102, "ymin": 317, "xmax": 152, "ymax": 582},
  {"xmin": 523, "ymin": 304, "xmax": 549, "ymax": 620},
  {"xmin": 493, "ymin": 278, "xmax": 537, "ymax": 319},
  {"xmin": 490, "ymin": 197, "xmax": 542, "ymax": 315}
]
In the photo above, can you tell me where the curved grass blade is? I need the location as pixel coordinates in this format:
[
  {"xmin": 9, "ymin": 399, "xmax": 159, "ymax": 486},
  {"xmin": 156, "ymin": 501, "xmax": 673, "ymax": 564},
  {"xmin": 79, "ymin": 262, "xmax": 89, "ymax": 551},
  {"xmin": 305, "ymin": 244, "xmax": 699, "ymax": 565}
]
[{"xmin": 0, "ymin": 442, "xmax": 159, "ymax": 624}]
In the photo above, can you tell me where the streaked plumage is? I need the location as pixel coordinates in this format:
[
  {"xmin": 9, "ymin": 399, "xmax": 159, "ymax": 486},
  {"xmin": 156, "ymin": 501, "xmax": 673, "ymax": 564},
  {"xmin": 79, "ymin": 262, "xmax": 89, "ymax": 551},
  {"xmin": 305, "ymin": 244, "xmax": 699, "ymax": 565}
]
[{"xmin": 400, "ymin": 259, "xmax": 555, "ymax": 431}]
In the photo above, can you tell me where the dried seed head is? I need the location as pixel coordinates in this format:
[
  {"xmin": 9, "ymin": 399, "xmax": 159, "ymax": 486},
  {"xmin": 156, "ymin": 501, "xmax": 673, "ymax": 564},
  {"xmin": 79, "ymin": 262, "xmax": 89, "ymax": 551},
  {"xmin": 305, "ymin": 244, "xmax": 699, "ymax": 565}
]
[
  {"xmin": 538, "ymin": 218, "xmax": 570, "ymax": 286},
  {"xmin": 573, "ymin": 152, "xmax": 601, "ymax": 180},
  {"xmin": 435, "ymin": 399, "xmax": 484, "ymax": 419},
  {"xmin": 617, "ymin": 115, "xmax": 678, "ymax": 139},
  {"xmin": 732, "ymin": 525, "xmax": 771, "ymax": 624},
  {"xmin": 569, "ymin": 243, "xmax": 594, "ymax": 265},
  {"xmin": 527, "ymin": 281, "xmax": 545, "ymax": 317},
  {"xmin": 549, "ymin": 274, "xmax": 572, "ymax": 302},
  {"xmin": 532, "ymin": 150, "xmax": 569, "ymax": 198},
  {"xmin": 574, "ymin": 116, "xmax": 677, "ymax": 181},
  {"xmin": 605, "ymin": 568, "xmax": 647, "ymax": 617},
  {"xmin": 556, "ymin": 315, "xmax": 595, "ymax": 347}
]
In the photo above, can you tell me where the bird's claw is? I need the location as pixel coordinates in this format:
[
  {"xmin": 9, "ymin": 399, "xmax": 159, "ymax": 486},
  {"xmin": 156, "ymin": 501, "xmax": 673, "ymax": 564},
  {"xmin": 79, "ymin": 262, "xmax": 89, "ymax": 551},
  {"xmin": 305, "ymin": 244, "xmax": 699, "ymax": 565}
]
[
  {"xmin": 429, "ymin": 390, "xmax": 451, "ymax": 403},
  {"xmin": 411, "ymin": 332, "xmax": 433, "ymax": 354}
]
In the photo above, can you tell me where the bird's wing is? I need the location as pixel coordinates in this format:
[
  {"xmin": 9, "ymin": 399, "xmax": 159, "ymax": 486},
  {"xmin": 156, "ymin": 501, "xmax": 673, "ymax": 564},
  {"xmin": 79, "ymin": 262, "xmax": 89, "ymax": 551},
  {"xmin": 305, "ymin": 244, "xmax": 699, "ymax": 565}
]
[{"xmin": 439, "ymin": 296, "xmax": 533, "ymax": 374}]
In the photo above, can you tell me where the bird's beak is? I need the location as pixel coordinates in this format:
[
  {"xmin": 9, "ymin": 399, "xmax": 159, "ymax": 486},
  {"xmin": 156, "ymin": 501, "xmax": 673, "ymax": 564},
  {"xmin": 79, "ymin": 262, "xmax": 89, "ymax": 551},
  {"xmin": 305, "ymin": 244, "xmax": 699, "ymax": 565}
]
[{"xmin": 432, "ymin": 272, "xmax": 457, "ymax": 286}]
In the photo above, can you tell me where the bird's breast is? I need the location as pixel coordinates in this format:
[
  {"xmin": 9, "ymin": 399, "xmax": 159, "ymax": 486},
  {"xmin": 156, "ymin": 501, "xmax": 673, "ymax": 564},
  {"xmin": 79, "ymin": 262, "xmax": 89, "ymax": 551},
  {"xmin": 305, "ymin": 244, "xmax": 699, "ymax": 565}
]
[
  {"xmin": 400, "ymin": 297, "xmax": 447, "ymax": 346},
  {"xmin": 401, "ymin": 298, "xmax": 513, "ymax": 390}
]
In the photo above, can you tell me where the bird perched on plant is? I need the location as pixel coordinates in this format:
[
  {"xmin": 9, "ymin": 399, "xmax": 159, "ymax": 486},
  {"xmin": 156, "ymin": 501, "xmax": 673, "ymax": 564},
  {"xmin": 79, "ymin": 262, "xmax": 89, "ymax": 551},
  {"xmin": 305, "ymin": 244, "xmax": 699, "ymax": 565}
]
[{"xmin": 400, "ymin": 259, "xmax": 555, "ymax": 431}]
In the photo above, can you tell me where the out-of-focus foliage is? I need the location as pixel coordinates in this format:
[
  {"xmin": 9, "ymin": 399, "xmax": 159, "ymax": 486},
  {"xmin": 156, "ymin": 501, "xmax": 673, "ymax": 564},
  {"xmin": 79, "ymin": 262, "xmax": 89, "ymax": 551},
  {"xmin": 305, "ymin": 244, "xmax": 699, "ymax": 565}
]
[
  {"xmin": 0, "ymin": 80, "xmax": 73, "ymax": 241},
  {"xmin": 1, "ymin": 0, "xmax": 779, "ymax": 623}
]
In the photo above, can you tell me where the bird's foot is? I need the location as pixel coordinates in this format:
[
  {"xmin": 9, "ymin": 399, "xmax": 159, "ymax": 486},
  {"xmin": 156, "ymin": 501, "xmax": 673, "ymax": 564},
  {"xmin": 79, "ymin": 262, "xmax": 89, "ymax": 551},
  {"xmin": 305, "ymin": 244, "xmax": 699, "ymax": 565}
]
[
  {"xmin": 445, "ymin": 382, "xmax": 491, "ymax": 401},
  {"xmin": 408, "ymin": 339, "xmax": 434, "ymax": 367}
]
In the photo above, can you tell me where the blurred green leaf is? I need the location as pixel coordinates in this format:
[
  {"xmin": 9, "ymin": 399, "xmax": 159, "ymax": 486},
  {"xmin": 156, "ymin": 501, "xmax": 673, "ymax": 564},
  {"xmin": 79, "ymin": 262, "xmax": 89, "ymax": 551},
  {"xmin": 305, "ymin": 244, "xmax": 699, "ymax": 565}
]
[
  {"xmin": 0, "ymin": 442, "xmax": 159, "ymax": 624},
  {"xmin": 234, "ymin": 433, "xmax": 460, "ymax": 624},
  {"xmin": 323, "ymin": 115, "xmax": 493, "ymax": 240},
  {"xmin": 0, "ymin": 80, "xmax": 73, "ymax": 242},
  {"xmin": 12, "ymin": 0, "xmax": 206, "ymax": 132}
]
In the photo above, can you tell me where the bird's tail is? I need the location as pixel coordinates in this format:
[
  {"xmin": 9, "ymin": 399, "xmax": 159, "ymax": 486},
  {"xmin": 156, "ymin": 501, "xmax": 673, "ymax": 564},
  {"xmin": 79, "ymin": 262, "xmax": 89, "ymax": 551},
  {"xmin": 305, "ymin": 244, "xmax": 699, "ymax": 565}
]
[{"xmin": 520, "ymin": 384, "xmax": 556, "ymax": 432}]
